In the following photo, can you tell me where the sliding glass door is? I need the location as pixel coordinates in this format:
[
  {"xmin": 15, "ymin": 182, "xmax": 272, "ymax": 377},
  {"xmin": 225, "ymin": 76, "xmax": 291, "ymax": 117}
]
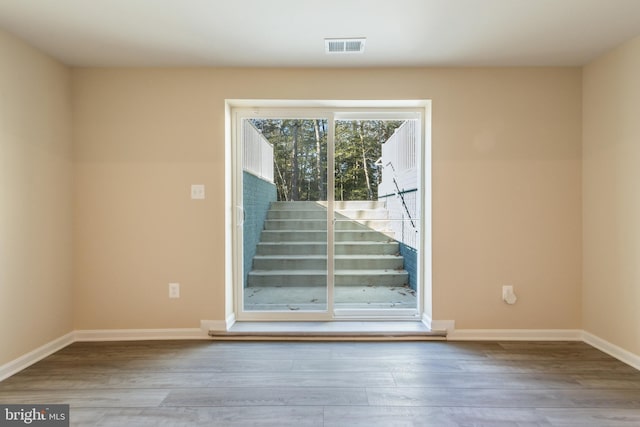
[{"xmin": 234, "ymin": 108, "xmax": 422, "ymax": 320}]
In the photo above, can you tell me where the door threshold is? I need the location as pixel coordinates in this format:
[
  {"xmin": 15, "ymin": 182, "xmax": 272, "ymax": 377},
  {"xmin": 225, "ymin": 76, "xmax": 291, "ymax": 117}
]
[{"xmin": 209, "ymin": 321, "xmax": 446, "ymax": 341}]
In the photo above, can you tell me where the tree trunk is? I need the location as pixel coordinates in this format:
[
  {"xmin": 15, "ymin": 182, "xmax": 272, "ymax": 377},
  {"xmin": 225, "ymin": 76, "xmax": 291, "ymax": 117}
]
[
  {"xmin": 314, "ymin": 120, "xmax": 324, "ymax": 200},
  {"xmin": 291, "ymin": 121, "xmax": 300, "ymax": 201},
  {"xmin": 274, "ymin": 160, "xmax": 288, "ymax": 201},
  {"xmin": 358, "ymin": 121, "xmax": 373, "ymax": 200}
]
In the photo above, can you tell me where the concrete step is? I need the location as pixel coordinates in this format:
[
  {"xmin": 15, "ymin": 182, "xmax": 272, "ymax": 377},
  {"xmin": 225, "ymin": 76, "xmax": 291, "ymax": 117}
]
[
  {"xmin": 269, "ymin": 201, "xmax": 326, "ymax": 210},
  {"xmin": 334, "ymin": 219, "xmax": 391, "ymax": 231},
  {"xmin": 256, "ymin": 242, "xmax": 400, "ymax": 256},
  {"xmin": 247, "ymin": 200, "xmax": 408, "ymax": 292},
  {"xmin": 267, "ymin": 209, "xmax": 389, "ymax": 220},
  {"xmin": 267, "ymin": 210, "xmax": 327, "ymax": 220},
  {"xmin": 247, "ymin": 269, "xmax": 409, "ymax": 287},
  {"xmin": 260, "ymin": 230, "xmax": 392, "ymax": 242},
  {"xmin": 263, "ymin": 219, "xmax": 327, "ymax": 231},
  {"xmin": 321, "ymin": 201, "xmax": 388, "ymax": 210},
  {"xmin": 263, "ymin": 219, "xmax": 391, "ymax": 231},
  {"xmin": 270, "ymin": 201, "xmax": 387, "ymax": 211},
  {"xmin": 252, "ymin": 255, "xmax": 404, "ymax": 270},
  {"xmin": 335, "ymin": 209, "xmax": 389, "ymax": 220}
]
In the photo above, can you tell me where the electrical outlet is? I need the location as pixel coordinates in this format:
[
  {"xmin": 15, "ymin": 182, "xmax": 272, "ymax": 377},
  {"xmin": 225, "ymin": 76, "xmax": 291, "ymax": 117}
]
[
  {"xmin": 169, "ymin": 282, "xmax": 180, "ymax": 298},
  {"xmin": 502, "ymin": 285, "xmax": 512, "ymax": 299},
  {"xmin": 502, "ymin": 285, "xmax": 517, "ymax": 304}
]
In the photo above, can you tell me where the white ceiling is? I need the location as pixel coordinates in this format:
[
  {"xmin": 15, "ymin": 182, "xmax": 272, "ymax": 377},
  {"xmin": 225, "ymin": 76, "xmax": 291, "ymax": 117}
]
[{"xmin": 1, "ymin": 0, "xmax": 640, "ymax": 67}]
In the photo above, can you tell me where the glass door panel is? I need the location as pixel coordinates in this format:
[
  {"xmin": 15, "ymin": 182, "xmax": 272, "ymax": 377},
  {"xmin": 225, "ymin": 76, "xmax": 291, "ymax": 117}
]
[
  {"xmin": 241, "ymin": 118, "xmax": 329, "ymax": 313},
  {"xmin": 333, "ymin": 119, "xmax": 420, "ymax": 314}
]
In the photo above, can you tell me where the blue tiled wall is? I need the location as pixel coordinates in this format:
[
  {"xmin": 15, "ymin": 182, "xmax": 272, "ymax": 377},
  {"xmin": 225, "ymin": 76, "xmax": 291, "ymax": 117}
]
[
  {"xmin": 399, "ymin": 243, "xmax": 418, "ymax": 291},
  {"xmin": 243, "ymin": 171, "xmax": 277, "ymax": 287}
]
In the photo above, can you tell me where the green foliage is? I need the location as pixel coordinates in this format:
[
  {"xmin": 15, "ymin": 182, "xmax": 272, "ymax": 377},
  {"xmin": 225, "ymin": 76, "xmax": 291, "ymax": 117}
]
[
  {"xmin": 250, "ymin": 119, "xmax": 403, "ymax": 201},
  {"xmin": 335, "ymin": 119, "xmax": 403, "ymax": 201}
]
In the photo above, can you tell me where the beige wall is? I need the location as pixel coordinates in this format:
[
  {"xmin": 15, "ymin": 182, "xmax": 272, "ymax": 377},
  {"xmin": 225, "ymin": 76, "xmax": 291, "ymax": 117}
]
[
  {"xmin": 583, "ymin": 35, "xmax": 640, "ymax": 355},
  {"xmin": 0, "ymin": 30, "xmax": 73, "ymax": 365},
  {"xmin": 72, "ymin": 67, "xmax": 582, "ymax": 330}
]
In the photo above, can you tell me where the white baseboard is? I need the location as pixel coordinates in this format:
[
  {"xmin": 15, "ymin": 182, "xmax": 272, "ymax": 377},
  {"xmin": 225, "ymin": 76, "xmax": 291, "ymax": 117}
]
[
  {"xmin": 583, "ymin": 331, "xmax": 640, "ymax": 371},
  {"xmin": 201, "ymin": 320, "xmax": 227, "ymax": 332},
  {"xmin": 448, "ymin": 329, "xmax": 583, "ymax": 341},
  {"xmin": 432, "ymin": 320, "xmax": 455, "ymax": 333},
  {"xmin": 0, "ymin": 332, "xmax": 75, "ymax": 382},
  {"xmin": 421, "ymin": 315, "xmax": 455, "ymax": 334},
  {"xmin": 74, "ymin": 328, "xmax": 209, "ymax": 342},
  {"xmin": 202, "ymin": 314, "xmax": 236, "ymax": 332}
]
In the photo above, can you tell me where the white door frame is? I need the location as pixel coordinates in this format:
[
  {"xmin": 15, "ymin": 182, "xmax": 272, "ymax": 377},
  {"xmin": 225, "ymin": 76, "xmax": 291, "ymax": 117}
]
[{"xmin": 226, "ymin": 100, "xmax": 431, "ymax": 323}]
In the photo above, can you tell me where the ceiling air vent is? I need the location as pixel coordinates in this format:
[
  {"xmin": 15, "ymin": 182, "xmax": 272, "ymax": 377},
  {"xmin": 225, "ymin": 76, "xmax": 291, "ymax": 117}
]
[{"xmin": 325, "ymin": 38, "xmax": 366, "ymax": 54}]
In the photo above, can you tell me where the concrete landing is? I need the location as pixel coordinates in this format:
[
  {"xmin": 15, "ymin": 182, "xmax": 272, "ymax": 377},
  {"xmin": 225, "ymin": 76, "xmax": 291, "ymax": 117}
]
[{"xmin": 244, "ymin": 285, "xmax": 417, "ymax": 311}]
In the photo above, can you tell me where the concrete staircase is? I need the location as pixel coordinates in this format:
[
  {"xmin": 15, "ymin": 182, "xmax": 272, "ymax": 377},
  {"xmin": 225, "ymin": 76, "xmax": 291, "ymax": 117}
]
[{"xmin": 247, "ymin": 201, "xmax": 409, "ymax": 289}]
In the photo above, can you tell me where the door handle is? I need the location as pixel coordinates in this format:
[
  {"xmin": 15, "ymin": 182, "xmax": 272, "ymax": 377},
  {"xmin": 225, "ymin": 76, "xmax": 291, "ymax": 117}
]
[{"xmin": 236, "ymin": 206, "xmax": 245, "ymax": 226}]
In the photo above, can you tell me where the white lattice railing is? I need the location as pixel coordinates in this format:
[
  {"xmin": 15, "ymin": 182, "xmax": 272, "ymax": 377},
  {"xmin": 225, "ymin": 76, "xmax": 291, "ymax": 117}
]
[
  {"xmin": 243, "ymin": 120, "xmax": 274, "ymax": 183},
  {"xmin": 383, "ymin": 119, "xmax": 417, "ymax": 169},
  {"xmin": 378, "ymin": 119, "xmax": 420, "ymax": 249},
  {"xmin": 378, "ymin": 120, "xmax": 417, "ymax": 192}
]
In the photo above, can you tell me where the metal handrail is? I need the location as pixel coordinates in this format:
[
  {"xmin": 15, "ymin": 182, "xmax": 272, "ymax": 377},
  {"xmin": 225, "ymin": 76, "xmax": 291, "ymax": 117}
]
[{"xmin": 383, "ymin": 161, "xmax": 416, "ymax": 229}]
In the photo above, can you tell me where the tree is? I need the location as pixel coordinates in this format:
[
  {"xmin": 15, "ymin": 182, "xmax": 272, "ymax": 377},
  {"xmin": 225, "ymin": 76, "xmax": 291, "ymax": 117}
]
[
  {"xmin": 334, "ymin": 120, "xmax": 403, "ymax": 201},
  {"xmin": 250, "ymin": 118, "xmax": 402, "ymax": 201},
  {"xmin": 313, "ymin": 120, "xmax": 325, "ymax": 198},
  {"xmin": 291, "ymin": 121, "xmax": 300, "ymax": 201}
]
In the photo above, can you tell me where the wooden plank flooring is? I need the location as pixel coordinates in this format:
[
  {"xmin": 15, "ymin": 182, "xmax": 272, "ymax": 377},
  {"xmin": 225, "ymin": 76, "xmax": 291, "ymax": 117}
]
[{"xmin": 1, "ymin": 340, "xmax": 640, "ymax": 426}]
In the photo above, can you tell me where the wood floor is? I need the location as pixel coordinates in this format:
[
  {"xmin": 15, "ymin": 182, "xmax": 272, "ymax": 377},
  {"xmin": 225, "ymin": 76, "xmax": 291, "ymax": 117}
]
[{"xmin": 1, "ymin": 340, "xmax": 640, "ymax": 426}]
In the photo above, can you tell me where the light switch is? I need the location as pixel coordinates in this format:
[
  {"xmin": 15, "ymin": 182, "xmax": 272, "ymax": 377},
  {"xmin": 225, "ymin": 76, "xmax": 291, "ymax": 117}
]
[
  {"xmin": 169, "ymin": 283, "xmax": 180, "ymax": 298},
  {"xmin": 191, "ymin": 184, "xmax": 205, "ymax": 199}
]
